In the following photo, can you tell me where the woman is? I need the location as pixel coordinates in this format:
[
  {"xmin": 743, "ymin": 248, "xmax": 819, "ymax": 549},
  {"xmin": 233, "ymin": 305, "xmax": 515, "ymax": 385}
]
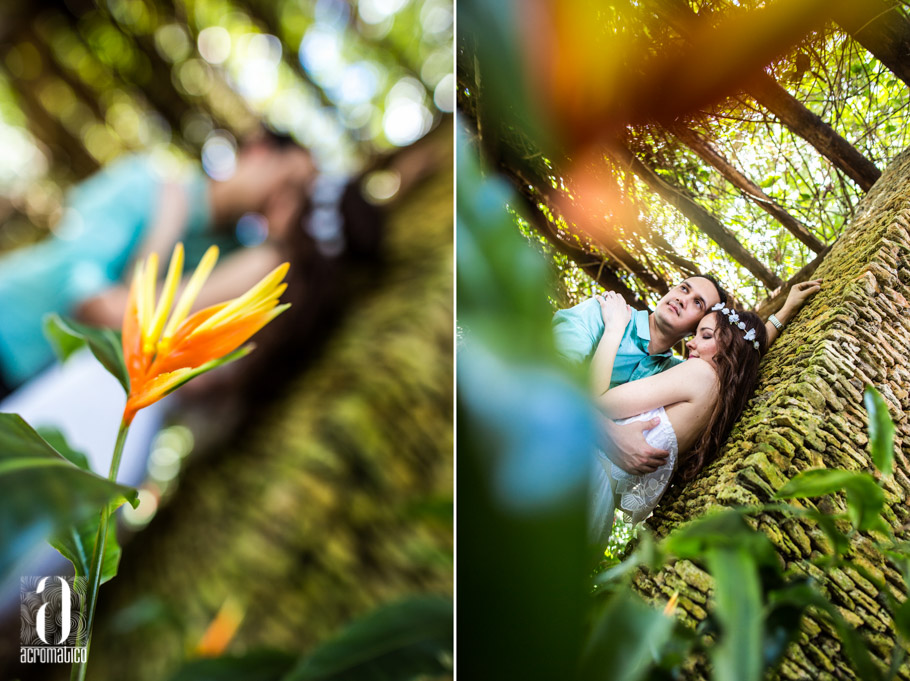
[{"xmin": 589, "ymin": 293, "xmax": 778, "ymax": 547}]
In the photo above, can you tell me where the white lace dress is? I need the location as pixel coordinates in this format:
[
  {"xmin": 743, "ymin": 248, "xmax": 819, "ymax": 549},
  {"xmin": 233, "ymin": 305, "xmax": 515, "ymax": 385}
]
[{"xmin": 590, "ymin": 407, "xmax": 679, "ymax": 548}]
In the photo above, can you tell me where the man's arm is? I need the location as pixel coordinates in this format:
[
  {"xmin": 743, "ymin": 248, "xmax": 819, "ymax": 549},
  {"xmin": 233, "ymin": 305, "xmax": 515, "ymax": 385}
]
[
  {"xmin": 599, "ymin": 416, "xmax": 669, "ymax": 475},
  {"xmin": 552, "ymin": 297, "xmax": 604, "ymax": 363}
]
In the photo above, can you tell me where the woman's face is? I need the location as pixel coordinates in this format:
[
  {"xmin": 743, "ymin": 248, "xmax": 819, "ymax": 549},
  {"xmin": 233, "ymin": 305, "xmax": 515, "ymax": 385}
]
[{"xmin": 685, "ymin": 313, "xmax": 718, "ymax": 366}]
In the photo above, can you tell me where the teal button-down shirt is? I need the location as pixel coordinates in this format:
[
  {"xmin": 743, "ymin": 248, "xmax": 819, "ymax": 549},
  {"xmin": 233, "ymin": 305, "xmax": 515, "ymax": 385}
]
[{"xmin": 553, "ymin": 298, "xmax": 681, "ymax": 387}]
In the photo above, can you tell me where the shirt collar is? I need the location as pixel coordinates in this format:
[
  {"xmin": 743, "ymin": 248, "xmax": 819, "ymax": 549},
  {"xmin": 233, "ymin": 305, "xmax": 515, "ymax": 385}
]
[{"xmin": 631, "ymin": 309, "xmax": 673, "ymax": 357}]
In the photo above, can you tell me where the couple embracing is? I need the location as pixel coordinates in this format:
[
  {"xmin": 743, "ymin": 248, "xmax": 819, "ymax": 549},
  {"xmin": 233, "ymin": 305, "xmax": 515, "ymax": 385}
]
[{"xmin": 553, "ymin": 275, "xmax": 821, "ymax": 547}]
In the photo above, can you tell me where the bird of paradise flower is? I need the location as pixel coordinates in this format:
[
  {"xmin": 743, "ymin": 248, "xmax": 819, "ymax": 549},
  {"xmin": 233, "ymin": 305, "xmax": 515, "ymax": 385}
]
[{"xmin": 72, "ymin": 242, "xmax": 289, "ymax": 681}]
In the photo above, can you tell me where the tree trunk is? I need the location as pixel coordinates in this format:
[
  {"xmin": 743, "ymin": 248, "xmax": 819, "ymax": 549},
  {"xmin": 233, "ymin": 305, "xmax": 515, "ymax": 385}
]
[
  {"xmin": 633, "ymin": 146, "xmax": 910, "ymax": 679},
  {"xmin": 833, "ymin": 0, "xmax": 910, "ymax": 90}
]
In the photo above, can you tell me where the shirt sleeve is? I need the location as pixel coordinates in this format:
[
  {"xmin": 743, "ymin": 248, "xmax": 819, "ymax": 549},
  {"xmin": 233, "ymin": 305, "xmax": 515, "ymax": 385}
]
[{"xmin": 552, "ymin": 298, "xmax": 605, "ymax": 364}]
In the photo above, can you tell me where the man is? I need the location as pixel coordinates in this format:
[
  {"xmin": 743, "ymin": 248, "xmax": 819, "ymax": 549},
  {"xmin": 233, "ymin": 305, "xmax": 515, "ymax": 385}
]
[{"xmin": 553, "ymin": 275, "xmax": 727, "ymax": 475}]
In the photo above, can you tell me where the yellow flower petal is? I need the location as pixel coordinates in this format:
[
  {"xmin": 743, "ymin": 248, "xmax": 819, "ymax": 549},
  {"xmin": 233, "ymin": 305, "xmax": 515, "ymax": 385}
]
[
  {"xmin": 147, "ymin": 243, "xmax": 184, "ymax": 352},
  {"xmin": 138, "ymin": 253, "xmax": 158, "ymax": 349},
  {"xmin": 191, "ymin": 262, "xmax": 289, "ymax": 335},
  {"xmin": 160, "ymin": 245, "xmax": 219, "ymax": 345}
]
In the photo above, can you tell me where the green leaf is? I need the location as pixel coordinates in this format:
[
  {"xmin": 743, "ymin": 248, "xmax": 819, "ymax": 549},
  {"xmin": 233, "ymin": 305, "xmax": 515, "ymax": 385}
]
[
  {"xmin": 282, "ymin": 596, "xmax": 453, "ymax": 681},
  {"xmin": 706, "ymin": 547, "xmax": 763, "ymax": 681},
  {"xmin": 168, "ymin": 650, "xmax": 297, "ymax": 681},
  {"xmin": 774, "ymin": 468, "xmax": 859, "ymax": 499},
  {"xmin": 30, "ymin": 428, "xmax": 127, "ymax": 583},
  {"xmin": 775, "ymin": 469, "xmax": 885, "ymax": 533},
  {"xmin": 664, "ymin": 509, "xmax": 778, "ymax": 570},
  {"xmin": 864, "ymin": 385, "xmax": 895, "ymax": 476},
  {"xmin": 578, "ymin": 589, "xmax": 676, "ymax": 681},
  {"xmin": 36, "ymin": 426, "xmax": 90, "ymax": 471},
  {"xmin": 44, "ymin": 313, "xmax": 130, "ymax": 393},
  {"xmin": 49, "ymin": 500, "xmax": 128, "ymax": 585},
  {"xmin": 0, "ymin": 413, "xmax": 138, "ymax": 585}
]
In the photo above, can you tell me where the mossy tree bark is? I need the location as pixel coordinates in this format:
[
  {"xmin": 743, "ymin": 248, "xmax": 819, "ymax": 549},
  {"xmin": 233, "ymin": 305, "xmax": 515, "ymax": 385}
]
[{"xmin": 633, "ymin": 146, "xmax": 910, "ymax": 679}]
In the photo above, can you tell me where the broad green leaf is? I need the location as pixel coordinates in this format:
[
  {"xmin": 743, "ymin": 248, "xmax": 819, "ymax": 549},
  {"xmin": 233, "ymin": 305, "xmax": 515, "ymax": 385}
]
[
  {"xmin": 0, "ymin": 413, "xmax": 138, "ymax": 584},
  {"xmin": 578, "ymin": 589, "xmax": 676, "ymax": 681},
  {"xmin": 44, "ymin": 313, "xmax": 130, "ymax": 393},
  {"xmin": 49, "ymin": 501, "xmax": 127, "ymax": 585},
  {"xmin": 168, "ymin": 650, "xmax": 297, "ymax": 681},
  {"xmin": 864, "ymin": 385, "xmax": 895, "ymax": 476},
  {"xmin": 32, "ymin": 429, "xmax": 127, "ymax": 583},
  {"xmin": 776, "ymin": 469, "xmax": 885, "ymax": 533},
  {"xmin": 842, "ymin": 475, "xmax": 887, "ymax": 533},
  {"xmin": 706, "ymin": 547, "xmax": 762, "ymax": 681},
  {"xmin": 282, "ymin": 596, "xmax": 453, "ymax": 681},
  {"xmin": 774, "ymin": 469, "xmax": 859, "ymax": 499},
  {"xmin": 36, "ymin": 426, "xmax": 90, "ymax": 471},
  {"xmin": 664, "ymin": 509, "xmax": 778, "ymax": 570}
]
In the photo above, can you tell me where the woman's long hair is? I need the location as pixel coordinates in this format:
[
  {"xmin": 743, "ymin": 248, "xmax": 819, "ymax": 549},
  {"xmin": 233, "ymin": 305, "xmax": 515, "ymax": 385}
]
[
  {"xmin": 678, "ymin": 308, "xmax": 768, "ymax": 481},
  {"xmin": 236, "ymin": 176, "xmax": 384, "ymax": 409}
]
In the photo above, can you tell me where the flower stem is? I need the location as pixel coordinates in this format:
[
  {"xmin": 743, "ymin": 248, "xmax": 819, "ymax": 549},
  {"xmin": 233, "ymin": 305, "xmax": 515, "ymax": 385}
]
[{"xmin": 70, "ymin": 421, "xmax": 130, "ymax": 681}]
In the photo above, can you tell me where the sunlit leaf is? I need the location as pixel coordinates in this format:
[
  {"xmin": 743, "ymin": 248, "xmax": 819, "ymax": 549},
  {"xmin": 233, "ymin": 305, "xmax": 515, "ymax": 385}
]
[{"xmin": 864, "ymin": 385, "xmax": 895, "ymax": 476}]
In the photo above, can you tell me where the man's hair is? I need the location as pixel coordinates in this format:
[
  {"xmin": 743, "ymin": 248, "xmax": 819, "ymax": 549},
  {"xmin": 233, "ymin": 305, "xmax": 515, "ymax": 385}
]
[{"xmin": 692, "ymin": 273, "xmax": 729, "ymax": 308}]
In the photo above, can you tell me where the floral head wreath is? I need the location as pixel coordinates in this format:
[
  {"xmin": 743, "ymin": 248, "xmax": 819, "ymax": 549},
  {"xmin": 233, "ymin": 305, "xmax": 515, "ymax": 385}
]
[{"xmin": 711, "ymin": 302, "xmax": 760, "ymax": 350}]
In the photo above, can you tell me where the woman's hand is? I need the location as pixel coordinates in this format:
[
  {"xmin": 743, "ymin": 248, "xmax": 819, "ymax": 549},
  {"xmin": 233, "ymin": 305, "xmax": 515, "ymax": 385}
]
[
  {"xmin": 765, "ymin": 279, "xmax": 822, "ymax": 346},
  {"xmin": 783, "ymin": 279, "xmax": 822, "ymax": 314},
  {"xmin": 596, "ymin": 291, "xmax": 631, "ymax": 337}
]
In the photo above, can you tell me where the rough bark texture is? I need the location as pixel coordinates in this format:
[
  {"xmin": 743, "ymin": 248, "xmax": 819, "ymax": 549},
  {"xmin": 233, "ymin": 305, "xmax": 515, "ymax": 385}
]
[
  {"xmin": 61, "ymin": 144, "xmax": 453, "ymax": 681},
  {"xmin": 633, "ymin": 146, "xmax": 910, "ymax": 679}
]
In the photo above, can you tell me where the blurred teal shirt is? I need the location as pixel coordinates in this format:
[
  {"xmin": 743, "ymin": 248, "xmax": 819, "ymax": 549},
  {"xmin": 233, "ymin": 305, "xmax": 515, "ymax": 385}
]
[
  {"xmin": 552, "ymin": 298, "xmax": 681, "ymax": 387},
  {"xmin": 0, "ymin": 155, "xmax": 218, "ymax": 387}
]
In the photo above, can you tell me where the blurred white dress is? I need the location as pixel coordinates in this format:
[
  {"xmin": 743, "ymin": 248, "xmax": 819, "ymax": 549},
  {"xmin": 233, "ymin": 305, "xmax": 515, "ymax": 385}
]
[{"xmin": 590, "ymin": 406, "xmax": 679, "ymax": 547}]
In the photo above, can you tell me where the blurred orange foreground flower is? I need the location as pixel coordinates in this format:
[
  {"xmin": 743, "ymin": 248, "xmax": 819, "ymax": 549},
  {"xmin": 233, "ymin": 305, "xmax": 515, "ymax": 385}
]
[{"xmin": 121, "ymin": 243, "xmax": 289, "ymax": 424}]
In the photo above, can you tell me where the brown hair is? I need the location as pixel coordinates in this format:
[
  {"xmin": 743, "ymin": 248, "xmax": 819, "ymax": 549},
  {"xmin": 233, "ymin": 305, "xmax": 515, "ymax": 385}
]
[{"xmin": 678, "ymin": 308, "xmax": 768, "ymax": 482}]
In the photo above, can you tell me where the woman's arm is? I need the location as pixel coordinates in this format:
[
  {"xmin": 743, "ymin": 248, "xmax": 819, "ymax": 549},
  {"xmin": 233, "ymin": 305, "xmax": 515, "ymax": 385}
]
[
  {"xmin": 765, "ymin": 279, "xmax": 821, "ymax": 345},
  {"xmin": 590, "ymin": 292, "xmax": 631, "ymax": 396},
  {"xmin": 597, "ymin": 358, "xmax": 716, "ymax": 420}
]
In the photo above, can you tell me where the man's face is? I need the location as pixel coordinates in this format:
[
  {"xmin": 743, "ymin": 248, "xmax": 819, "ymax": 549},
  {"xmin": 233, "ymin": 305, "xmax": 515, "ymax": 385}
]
[
  {"xmin": 653, "ymin": 277, "xmax": 721, "ymax": 340},
  {"xmin": 233, "ymin": 145, "xmax": 315, "ymax": 213}
]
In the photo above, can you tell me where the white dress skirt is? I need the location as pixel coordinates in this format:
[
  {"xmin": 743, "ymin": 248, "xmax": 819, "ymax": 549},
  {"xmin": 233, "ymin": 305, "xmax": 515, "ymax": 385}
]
[{"xmin": 590, "ymin": 406, "xmax": 679, "ymax": 547}]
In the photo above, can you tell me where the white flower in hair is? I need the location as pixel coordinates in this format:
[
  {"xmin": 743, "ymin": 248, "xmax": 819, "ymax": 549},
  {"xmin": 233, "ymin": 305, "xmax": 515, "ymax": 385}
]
[
  {"xmin": 737, "ymin": 321, "xmax": 746, "ymax": 330},
  {"xmin": 722, "ymin": 307, "xmax": 730, "ymax": 315},
  {"xmin": 753, "ymin": 340, "xmax": 760, "ymax": 349},
  {"xmin": 744, "ymin": 328, "xmax": 757, "ymax": 341},
  {"xmin": 711, "ymin": 302, "xmax": 725, "ymax": 311},
  {"xmin": 729, "ymin": 312, "xmax": 740, "ymax": 323}
]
